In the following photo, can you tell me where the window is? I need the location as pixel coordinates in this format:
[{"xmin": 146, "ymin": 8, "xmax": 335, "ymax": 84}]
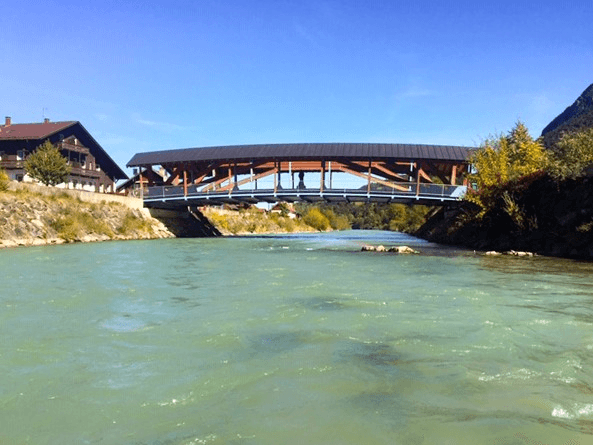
[{"xmin": 16, "ymin": 150, "xmax": 25, "ymax": 161}]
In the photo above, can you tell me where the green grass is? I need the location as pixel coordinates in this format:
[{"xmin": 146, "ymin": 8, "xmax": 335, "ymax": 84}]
[{"xmin": 117, "ymin": 210, "xmax": 153, "ymax": 235}]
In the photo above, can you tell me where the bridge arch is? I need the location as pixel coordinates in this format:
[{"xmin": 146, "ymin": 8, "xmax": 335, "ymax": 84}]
[{"xmin": 126, "ymin": 142, "xmax": 475, "ymax": 209}]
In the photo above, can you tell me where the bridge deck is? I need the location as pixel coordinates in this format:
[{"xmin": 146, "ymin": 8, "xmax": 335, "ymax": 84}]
[{"xmin": 142, "ymin": 183, "xmax": 467, "ymax": 209}]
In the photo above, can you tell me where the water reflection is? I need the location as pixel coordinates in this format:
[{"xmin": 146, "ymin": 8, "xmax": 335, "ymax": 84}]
[{"xmin": 478, "ymin": 254, "xmax": 593, "ymax": 277}]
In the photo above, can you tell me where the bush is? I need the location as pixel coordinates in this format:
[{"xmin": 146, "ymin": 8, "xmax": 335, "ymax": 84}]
[
  {"xmin": 0, "ymin": 168, "xmax": 9, "ymax": 192},
  {"xmin": 303, "ymin": 208, "xmax": 331, "ymax": 231},
  {"xmin": 51, "ymin": 209, "xmax": 115, "ymax": 241},
  {"xmin": 117, "ymin": 211, "xmax": 152, "ymax": 235}
]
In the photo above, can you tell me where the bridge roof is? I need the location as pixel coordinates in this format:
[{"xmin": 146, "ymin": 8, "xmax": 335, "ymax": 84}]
[{"xmin": 127, "ymin": 142, "xmax": 474, "ymax": 167}]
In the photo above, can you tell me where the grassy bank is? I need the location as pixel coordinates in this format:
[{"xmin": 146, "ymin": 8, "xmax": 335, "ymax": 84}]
[
  {"xmin": 0, "ymin": 186, "xmax": 173, "ymax": 248},
  {"xmin": 201, "ymin": 207, "xmax": 316, "ymax": 235}
]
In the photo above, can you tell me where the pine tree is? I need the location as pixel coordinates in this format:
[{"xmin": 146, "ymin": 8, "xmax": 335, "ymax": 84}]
[{"xmin": 24, "ymin": 140, "xmax": 72, "ymax": 186}]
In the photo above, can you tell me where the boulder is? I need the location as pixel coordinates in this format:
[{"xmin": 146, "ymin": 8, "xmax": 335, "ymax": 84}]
[
  {"xmin": 388, "ymin": 245, "xmax": 418, "ymax": 254},
  {"xmin": 504, "ymin": 250, "xmax": 535, "ymax": 257}
]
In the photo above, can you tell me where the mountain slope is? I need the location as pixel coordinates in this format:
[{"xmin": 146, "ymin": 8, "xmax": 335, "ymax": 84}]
[{"xmin": 541, "ymin": 83, "xmax": 593, "ymax": 148}]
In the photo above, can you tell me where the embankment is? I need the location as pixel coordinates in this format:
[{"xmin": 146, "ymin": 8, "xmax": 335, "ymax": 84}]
[
  {"xmin": 201, "ymin": 207, "xmax": 316, "ymax": 235},
  {"xmin": 0, "ymin": 183, "xmax": 318, "ymax": 248},
  {"xmin": 0, "ymin": 183, "xmax": 182, "ymax": 248}
]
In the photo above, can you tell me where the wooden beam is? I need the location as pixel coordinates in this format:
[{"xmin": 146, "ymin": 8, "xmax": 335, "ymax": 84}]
[
  {"xmin": 372, "ymin": 162, "xmax": 417, "ymax": 182},
  {"xmin": 165, "ymin": 166, "xmax": 181, "ymax": 185},
  {"xmin": 418, "ymin": 165, "xmax": 433, "ymax": 182},
  {"xmin": 217, "ymin": 168, "xmax": 277, "ymax": 192},
  {"xmin": 340, "ymin": 166, "xmax": 410, "ymax": 191}
]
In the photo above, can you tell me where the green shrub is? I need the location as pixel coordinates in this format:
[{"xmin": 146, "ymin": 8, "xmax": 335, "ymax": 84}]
[
  {"xmin": 50, "ymin": 209, "xmax": 115, "ymax": 241},
  {"xmin": 117, "ymin": 211, "xmax": 152, "ymax": 235},
  {"xmin": 548, "ymin": 128, "xmax": 593, "ymax": 180},
  {"xmin": 50, "ymin": 215, "xmax": 81, "ymax": 242},
  {"xmin": 0, "ymin": 168, "xmax": 9, "ymax": 192}
]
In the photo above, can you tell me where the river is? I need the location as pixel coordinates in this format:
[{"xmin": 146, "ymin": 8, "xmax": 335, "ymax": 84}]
[{"xmin": 1, "ymin": 231, "xmax": 592, "ymax": 444}]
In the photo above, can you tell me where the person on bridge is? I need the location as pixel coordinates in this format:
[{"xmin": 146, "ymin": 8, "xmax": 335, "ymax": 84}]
[{"xmin": 298, "ymin": 171, "xmax": 306, "ymax": 190}]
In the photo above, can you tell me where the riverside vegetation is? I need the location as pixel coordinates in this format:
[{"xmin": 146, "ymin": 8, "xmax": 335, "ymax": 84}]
[
  {"xmin": 417, "ymin": 121, "xmax": 593, "ymax": 258},
  {"xmin": 201, "ymin": 202, "xmax": 428, "ymax": 235}
]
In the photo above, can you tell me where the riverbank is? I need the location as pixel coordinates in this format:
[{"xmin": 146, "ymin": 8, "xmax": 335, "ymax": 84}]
[
  {"xmin": 0, "ymin": 184, "xmax": 326, "ymax": 248},
  {"xmin": 415, "ymin": 174, "xmax": 593, "ymax": 259},
  {"xmin": 0, "ymin": 183, "xmax": 174, "ymax": 248},
  {"xmin": 201, "ymin": 206, "xmax": 316, "ymax": 236}
]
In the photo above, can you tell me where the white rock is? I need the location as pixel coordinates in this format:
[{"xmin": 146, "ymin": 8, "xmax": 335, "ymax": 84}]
[{"xmin": 389, "ymin": 245, "xmax": 418, "ymax": 254}]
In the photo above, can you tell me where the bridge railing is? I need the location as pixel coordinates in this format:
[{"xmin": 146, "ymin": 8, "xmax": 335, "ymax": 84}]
[{"xmin": 144, "ymin": 182, "xmax": 467, "ymax": 202}]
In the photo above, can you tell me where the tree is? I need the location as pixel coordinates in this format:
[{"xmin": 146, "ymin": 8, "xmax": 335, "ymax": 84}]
[
  {"xmin": 465, "ymin": 122, "xmax": 549, "ymax": 215},
  {"xmin": 24, "ymin": 140, "xmax": 71, "ymax": 186},
  {"xmin": 303, "ymin": 207, "xmax": 331, "ymax": 231},
  {"xmin": 548, "ymin": 128, "xmax": 593, "ymax": 180}
]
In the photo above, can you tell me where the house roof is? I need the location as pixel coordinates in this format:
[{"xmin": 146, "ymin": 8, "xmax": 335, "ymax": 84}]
[
  {"xmin": 127, "ymin": 142, "xmax": 474, "ymax": 167},
  {"xmin": 0, "ymin": 121, "xmax": 77, "ymax": 139}
]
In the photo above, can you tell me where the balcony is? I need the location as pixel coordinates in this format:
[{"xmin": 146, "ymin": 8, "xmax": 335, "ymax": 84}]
[
  {"xmin": 0, "ymin": 159, "xmax": 24, "ymax": 169},
  {"xmin": 68, "ymin": 162, "xmax": 102, "ymax": 178},
  {"xmin": 59, "ymin": 142, "xmax": 90, "ymax": 155}
]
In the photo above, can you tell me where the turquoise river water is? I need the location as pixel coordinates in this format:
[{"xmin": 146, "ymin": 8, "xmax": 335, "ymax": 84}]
[{"xmin": 1, "ymin": 231, "xmax": 593, "ymax": 444}]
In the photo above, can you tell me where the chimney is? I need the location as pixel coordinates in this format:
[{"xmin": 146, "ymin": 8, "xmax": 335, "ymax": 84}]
[
  {"xmin": 44, "ymin": 118, "xmax": 50, "ymax": 124},
  {"xmin": 4, "ymin": 116, "xmax": 11, "ymax": 126}
]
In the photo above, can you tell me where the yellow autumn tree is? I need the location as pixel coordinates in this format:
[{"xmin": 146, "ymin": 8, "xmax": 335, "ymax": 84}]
[{"xmin": 465, "ymin": 122, "xmax": 549, "ymax": 216}]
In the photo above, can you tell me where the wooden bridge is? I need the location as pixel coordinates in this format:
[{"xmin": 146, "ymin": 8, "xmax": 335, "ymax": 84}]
[{"xmin": 126, "ymin": 143, "xmax": 474, "ymax": 209}]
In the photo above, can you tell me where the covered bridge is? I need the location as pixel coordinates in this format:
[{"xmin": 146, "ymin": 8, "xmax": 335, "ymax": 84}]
[{"xmin": 126, "ymin": 142, "xmax": 475, "ymax": 208}]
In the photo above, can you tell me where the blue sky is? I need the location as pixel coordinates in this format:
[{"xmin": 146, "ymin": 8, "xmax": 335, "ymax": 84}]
[{"xmin": 1, "ymin": 0, "xmax": 592, "ymax": 172}]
